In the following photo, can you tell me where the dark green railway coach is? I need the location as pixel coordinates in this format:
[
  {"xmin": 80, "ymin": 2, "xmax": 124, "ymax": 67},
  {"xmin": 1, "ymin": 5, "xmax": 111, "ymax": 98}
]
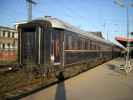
[{"xmin": 17, "ymin": 16, "xmax": 122, "ymax": 67}]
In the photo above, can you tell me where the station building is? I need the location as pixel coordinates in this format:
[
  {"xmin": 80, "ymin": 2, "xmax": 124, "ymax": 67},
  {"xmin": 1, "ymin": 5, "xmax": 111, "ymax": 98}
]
[
  {"xmin": 0, "ymin": 26, "xmax": 18, "ymax": 62},
  {"xmin": 115, "ymin": 36, "xmax": 133, "ymax": 58}
]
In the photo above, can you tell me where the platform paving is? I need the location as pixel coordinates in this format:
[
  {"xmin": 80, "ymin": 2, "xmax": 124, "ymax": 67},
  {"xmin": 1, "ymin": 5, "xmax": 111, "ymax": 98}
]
[{"xmin": 21, "ymin": 58, "xmax": 133, "ymax": 100}]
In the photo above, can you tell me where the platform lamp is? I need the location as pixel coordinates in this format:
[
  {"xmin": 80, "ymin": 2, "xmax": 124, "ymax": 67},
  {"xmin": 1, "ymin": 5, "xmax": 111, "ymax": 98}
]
[{"xmin": 114, "ymin": 0, "xmax": 133, "ymax": 73}]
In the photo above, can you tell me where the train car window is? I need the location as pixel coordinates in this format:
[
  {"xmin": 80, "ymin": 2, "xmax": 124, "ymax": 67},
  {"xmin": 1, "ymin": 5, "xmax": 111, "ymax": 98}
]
[
  {"xmin": 83, "ymin": 39, "xmax": 85, "ymax": 50},
  {"xmin": 51, "ymin": 29, "xmax": 61, "ymax": 63},
  {"xmin": 78, "ymin": 39, "xmax": 81, "ymax": 50},
  {"xmin": 80, "ymin": 39, "xmax": 82, "ymax": 50},
  {"xmin": 65, "ymin": 35, "xmax": 69, "ymax": 50},
  {"xmin": 94, "ymin": 43, "xmax": 96, "ymax": 50},
  {"xmin": 92, "ymin": 42, "xmax": 94, "ymax": 50},
  {"xmin": 85, "ymin": 39, "xmax": 88, "ymax": 50},
  {"xmin": 72, "ymin": 37, "xmax": 77, "ymax": 50},
  {"xmin": 97, "ymin": 45, "xmax": 99, "ymax": 50},
  {"xmin": 98, "ymin": 44, "xmax": 100, "ymax": 50},
  {"xmin": 99, "ymin": 46, "xmax": 101, "ymax": 50},
  {"xmin": 90, "ymin": 40, "xmax": 92, "ymax": 50},
  {"xmin": 75, "ymin": 38, "xmax": 78, "ymax": 50},
  {"xmin": 95, "ymin": 43, "xmax": 97, "ymax": 50},
  {"xmin": 72, "ymin": 36, "xmax": 75, "ymax": 49},
  {"xmin": 68, "ymin": 35, "xmax": 72, "ymax": 50},
  {"xmin": 81, "ymin": 39, "xmax": 84, "ymax": 50},
  {"xmin": 92, "ymin": 41, "xmax": 94, "ymax": 50},
  {"xmin": 72, "ymin": 37, "xmax": 74, "ymax": 49},
  {"xmin": 81, "ymin": 39, "xmax": 83, "ymax": 50},
  {"xmin": 87, "ymin": 40, "xmax": 90, "ymax": 50}
]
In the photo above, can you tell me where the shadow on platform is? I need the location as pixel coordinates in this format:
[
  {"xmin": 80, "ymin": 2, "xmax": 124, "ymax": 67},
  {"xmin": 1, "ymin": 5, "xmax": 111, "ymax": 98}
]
[
  {"xmin": 55, "ymin": 82, "xmax": 66, "ymax": 100},
  {"xmin": 107, "ymin": 63, "xmax": 127, "ymax": 75},
  {"xmin": 108, "ymin": 64, "xmax": 116, "ymax": 70}
]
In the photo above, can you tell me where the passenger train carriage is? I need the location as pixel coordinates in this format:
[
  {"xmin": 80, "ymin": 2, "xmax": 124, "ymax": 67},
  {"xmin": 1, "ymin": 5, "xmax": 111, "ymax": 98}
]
[{"xmin": 17, "ymin": 16, "xmax": 122, "ymax": 69}]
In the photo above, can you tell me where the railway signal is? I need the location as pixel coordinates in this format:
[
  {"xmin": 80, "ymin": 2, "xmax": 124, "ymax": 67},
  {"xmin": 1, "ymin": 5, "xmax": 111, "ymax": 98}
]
[{"xmin": 26, "ymin": 0, "xmax": 37, "ymax": 21}]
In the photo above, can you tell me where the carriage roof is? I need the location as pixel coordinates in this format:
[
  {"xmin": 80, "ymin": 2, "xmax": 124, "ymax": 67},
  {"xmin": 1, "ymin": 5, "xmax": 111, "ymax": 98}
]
[{"xmin": 19, "ymin": 16, "xmax": 113, "ymax": 45}]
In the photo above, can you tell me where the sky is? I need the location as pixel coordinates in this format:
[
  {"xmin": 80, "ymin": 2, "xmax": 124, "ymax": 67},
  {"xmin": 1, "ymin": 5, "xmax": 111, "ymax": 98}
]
[{"xmin": 0, "ymin": 0, "xmax": 133, "ymax": 44}]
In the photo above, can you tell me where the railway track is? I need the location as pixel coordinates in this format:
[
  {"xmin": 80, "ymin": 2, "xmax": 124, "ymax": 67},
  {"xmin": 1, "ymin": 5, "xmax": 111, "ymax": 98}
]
[{"xmin": 0, "ymin": 64, "xmax": 22, "ymax": 74}]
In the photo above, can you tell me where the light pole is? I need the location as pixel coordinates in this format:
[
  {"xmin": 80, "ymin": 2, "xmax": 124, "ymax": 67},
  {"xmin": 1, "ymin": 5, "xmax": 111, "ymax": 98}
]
[
  {"xmin": 114, "ymin": 0, "xmax": 133, "ymax": 73},
  {"xmin": 103, "ymin": 22, "xmax": 108, "ymax": 40},
  {"xmin": 103, "ymin": 22, "xmax": 110, "ymax": 40},
  {"xmin": 26, "ymin": 0, "xmax": 37, "ymax": 21}
]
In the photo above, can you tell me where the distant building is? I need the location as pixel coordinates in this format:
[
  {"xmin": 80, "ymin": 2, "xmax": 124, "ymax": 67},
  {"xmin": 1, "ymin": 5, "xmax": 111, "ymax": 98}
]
[{"xmin": 0, "ymin": 26, "xmax": 18, "ymax": 61}]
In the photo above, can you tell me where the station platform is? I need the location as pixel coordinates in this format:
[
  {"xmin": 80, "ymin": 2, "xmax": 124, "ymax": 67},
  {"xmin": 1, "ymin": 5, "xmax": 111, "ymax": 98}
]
[{"xmin": 21, "ymin": 58, "xmax": 133, "ymax": 100}]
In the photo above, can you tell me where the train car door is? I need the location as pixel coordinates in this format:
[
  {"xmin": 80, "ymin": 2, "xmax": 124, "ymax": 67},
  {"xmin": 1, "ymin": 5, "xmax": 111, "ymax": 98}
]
[
  {"xmin": 51, "ymin": 30, "xmax": 61, "ymax": 65},
  {"xmin": 21, "ymin": 28, "xmax": 36, "ymax": 64}
]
